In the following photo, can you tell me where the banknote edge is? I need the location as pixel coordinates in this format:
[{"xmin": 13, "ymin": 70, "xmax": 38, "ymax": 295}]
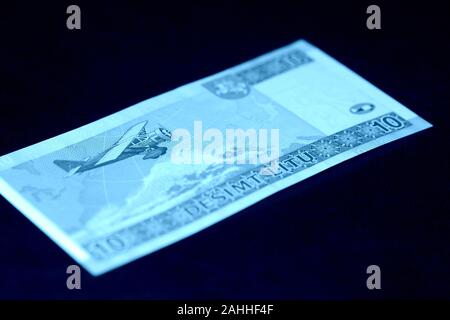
[{"xmin": 0, "ymin": 176, "xmax": 90, "ymax": 263}]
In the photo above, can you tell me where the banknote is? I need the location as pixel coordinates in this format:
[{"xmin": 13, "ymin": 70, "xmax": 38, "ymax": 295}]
[{"xmin": 0, "ymin": 40, "xmax": 431, "ymax": 275}]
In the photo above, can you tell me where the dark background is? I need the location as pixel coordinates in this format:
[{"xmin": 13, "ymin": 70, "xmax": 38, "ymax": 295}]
[{"xmin": 0, "ymin": 0, "xmax": 449, "ymax": 299}]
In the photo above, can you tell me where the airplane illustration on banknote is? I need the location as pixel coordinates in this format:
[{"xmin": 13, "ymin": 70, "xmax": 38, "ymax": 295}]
[{"xmin": 53, "ymin": 121, "xmax": 172, "ymax": 176}]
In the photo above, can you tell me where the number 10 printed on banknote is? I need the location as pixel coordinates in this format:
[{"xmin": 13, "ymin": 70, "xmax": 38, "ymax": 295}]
[{"xmin": 0, "ymin": 40, "xmax": 432, "ymax": 275}]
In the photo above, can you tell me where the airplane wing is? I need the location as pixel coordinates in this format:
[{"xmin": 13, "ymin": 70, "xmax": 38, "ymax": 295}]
[{"xmin": 95, "ymin": 121, "xmax": 147, "ymax": 166}]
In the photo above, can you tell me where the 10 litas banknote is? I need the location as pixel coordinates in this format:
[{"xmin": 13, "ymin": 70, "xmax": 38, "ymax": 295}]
[{"xmin": 0, "ymin": 40, "xmax": 432, "ymax": 275}]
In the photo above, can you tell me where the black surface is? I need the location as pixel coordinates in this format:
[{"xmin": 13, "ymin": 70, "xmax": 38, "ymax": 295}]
[{"xmin": 0, "ymin": 1, "xmax": 449, "ymax": 299}]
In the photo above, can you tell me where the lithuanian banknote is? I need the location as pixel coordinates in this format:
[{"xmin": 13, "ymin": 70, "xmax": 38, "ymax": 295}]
[{"xmin": 0, "ymin": 40, "xmax": 431, "ymax": 275}]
